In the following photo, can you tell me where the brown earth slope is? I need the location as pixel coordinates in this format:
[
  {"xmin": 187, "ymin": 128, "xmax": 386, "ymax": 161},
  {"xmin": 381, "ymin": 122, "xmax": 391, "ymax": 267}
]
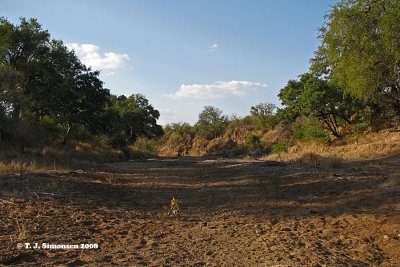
[{"xmin": 1, "ymin": 153, "xmax": 399, "ymax": 266}]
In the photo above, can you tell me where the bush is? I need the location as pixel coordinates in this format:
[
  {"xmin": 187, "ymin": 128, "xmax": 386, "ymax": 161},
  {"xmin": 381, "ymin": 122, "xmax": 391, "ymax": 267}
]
[
  {"xmin": 352, "ymin": 122, "xmax": 369, "ymax": 135},
  {"xmin": 244, "ymin": 133, "xmax": 261, "ymax": 150},
  {"xmin": 291, "ymin": 116, "xmax": 329, "ymax": 142},
  {"xmin": 133, "ymin": 137, "xmax": 157, "ymax": 153},
  {"xmin": 271, "ymin": 142, "xmax": 287, "ymax": 153},
  {"xmin": 109, "ymin": 132, "xmax": 127, "ymax": 148}
]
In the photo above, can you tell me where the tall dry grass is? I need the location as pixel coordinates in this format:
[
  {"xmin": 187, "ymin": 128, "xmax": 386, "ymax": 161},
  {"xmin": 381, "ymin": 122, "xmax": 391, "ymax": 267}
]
[
  {"xmin": 266, "ymin": 129, "xmax": 400, "ymax": 163},
  {"xmin": 0, "ymin": 141, "xmax": 132, "ymax": 174}
]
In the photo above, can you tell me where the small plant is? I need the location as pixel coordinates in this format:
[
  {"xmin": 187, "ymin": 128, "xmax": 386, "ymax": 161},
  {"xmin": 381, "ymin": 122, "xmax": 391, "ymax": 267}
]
[
  {"xmin": 167, "ymin": 197, "xmax": 181, "ymax": 217},
  {"xmin": 106, "ymin": 173, "xmax": 117, "ymax": 184},
  {"xmin": 16, "ymin": 220, "xmax": 27, "ymax": 240}
]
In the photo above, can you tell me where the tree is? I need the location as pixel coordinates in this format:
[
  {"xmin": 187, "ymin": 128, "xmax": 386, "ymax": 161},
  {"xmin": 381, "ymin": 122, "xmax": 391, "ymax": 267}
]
[
  {"xmin": 0, "ymin": 17, "xmax": 51, "ymax": 121},
  {"xmin": 107, "ymin": 94, "xmax": 163, "ymax": 147},
  {"xmin": 196, "ymin": 106, "xmax": 228, "ymax": 139},
  {"xmin": 250, "ymin": 103, "xmax": 277, "ymax": 117},
  {"xmin": 0, "ymin": 65, "xmax": 23, "ymax": 142},
  {"xmin": 249, "ymin": 102, "xmax": 278, "ymax": 130},
  {"xmin": 34, "ymin": 40, "xmax": 110, "ymax": 143},
  {"xmin": 311, "ymin": 0, "xmax": 400, "ymax": 127},
  {"xmin": 279, "ymin": 73, "xmax": 357, "ymax": 137},
  {"xmin": 0, "ymin": 18, "xmax": 110, "ymax": 145}
]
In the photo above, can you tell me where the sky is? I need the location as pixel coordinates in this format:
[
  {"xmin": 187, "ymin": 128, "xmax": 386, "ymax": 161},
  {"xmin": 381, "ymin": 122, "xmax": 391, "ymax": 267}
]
[{"xmin": 2, "ymin": 0, "xmax": 337, "ymax": 125}]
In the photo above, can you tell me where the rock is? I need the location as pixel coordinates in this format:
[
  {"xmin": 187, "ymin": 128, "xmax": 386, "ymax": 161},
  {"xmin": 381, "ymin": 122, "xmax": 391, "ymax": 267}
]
[
  {"xmin": 199, "ymin": 221, "xmax": 207, "ymax": 227},
  {"xmin": 255, "ymin": 229, "xmax": 265, "ymax": 235}
]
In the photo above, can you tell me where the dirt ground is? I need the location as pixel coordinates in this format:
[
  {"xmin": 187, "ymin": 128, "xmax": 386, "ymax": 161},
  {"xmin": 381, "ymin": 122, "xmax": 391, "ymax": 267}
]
[{"xmin": 1, "ymin": 155, "xmax": 399, "ymax": 266}]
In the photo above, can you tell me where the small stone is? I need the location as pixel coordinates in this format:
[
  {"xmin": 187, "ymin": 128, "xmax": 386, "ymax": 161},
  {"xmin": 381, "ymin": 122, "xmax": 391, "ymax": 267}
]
[
  {"xmin": 383, "ymin": 235, "xmax": 390, "ymax": 240},
  {"xmin": 255, "ymin": 229, "xmax": 265, "ymax": 235},
  {"xmin": 199, "ymin": 221, "xmax": 207, "ymax": 227}
]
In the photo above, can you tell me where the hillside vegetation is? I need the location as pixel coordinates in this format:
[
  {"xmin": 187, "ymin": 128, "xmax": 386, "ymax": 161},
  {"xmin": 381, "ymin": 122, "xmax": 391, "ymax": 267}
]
[
  {"xmin": 1, "ymin": 0, "xmax": 400, "ymax": 164},
  {"xmin": 159, "ymin": 0, "xmax": 400, "ymax": 159},
  {"xmin": 1, "ymin": 1, "xmax": 400, "ymax": 266}
]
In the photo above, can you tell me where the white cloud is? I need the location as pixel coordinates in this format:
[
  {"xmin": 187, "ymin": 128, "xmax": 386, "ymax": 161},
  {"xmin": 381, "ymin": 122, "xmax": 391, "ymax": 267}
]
[
  {"xmin": 66, "ymin": 43, "xmax": 129, "ymax": 70},
  {"xmin": 158, "ymin": 109, "xmax": 179, "ymax": 125},
  {"xmin": 167, "ymin": 80, "xmax": 267, "ymax": 99},
  {"xmin": 208, "ymin": 43, "xmax": 219, "ymax": 52}
]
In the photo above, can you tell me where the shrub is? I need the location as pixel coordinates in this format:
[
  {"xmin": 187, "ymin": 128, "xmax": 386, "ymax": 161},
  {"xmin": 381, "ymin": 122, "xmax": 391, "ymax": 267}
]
[
  {"xmin": 133, "ymin": 137, "xmax": 157, "ymax": 153},
  {"xmin": 271, "ymin": 142, "xmax": 287, "ymax": 153},
  {"xmin": 291, "ymin": 116, "xmax": 329, "ymax": 142},
  {"xmin": 109, "ymin": 132, "xmax": 127, "ymax": 148},
  {"xmin": 244, "ymin": 133, "xmax": 261, "ymax": 150}
]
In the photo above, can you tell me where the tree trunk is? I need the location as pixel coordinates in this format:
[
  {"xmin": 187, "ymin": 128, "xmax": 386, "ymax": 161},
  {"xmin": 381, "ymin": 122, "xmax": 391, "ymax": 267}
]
[
  {"xmin": 369, "ymin": 102, "xmax": 383, "ymax": 132},
  {"xmin": 63, "ymin": 124, "xmax": 72, "ymax": 145},
  {"xmin": 324, "ymin": 115, "xmax": 341, "ymax": 138}
]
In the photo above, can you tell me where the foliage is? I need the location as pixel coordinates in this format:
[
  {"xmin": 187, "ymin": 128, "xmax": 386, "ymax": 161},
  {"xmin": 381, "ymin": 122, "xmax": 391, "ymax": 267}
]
[
  {"xmin": 311, "ymin": 0, "xmax": 400, "ymax": 127},
  {"xmin": 278, "ymin": 73, "xmax": 359, "ymax": 137},
  {"xmin": 167, "ymin": 197, "xmax": 181, "ymax": 217},
  {"xmin": 244, "ymin": 133, "xmax": 261, "ymax": 150},
  {"xmin": 0, "ymin": 17, "xmax": 162, "ymax": 151},
  {"xmin": 133, "ymin": 137, "xmax": 158, "ymax": 154},
  {"xmin": 104, "ymin": 94, "xmax": 163, "ymax": 148},
  {"xmin": 250, "ymin": 103, "xmax": 277, "ymax": 117},
  {"xmin": 195, "ymin": 106, "xmax": 228, "ymax": 139},
  {"xmin": 249, "ymin": 103, "xmax": 279, "ymax": 130},
  {"xmin": 291, "ymin": 116, "xmax": 329, "ymax": 142},
  {"xmin": 164, "ymin": 122, "xmax": 194, "ymax": 137}
]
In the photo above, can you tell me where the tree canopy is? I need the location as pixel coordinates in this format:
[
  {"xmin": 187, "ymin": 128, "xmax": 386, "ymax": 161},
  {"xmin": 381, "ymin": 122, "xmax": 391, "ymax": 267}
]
[
  {"xmin": 0, "ymin": 17, "xmax": 162, "ymax": 150},
  {"xmin": 311, "ymin": 0, "xmax": 400, "ymax": 125}
]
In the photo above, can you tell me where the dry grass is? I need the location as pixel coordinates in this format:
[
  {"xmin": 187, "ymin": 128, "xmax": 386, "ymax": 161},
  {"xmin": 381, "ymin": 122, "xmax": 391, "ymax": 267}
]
[
  {"xmin": 0, "ymin": 141, "xmax": 135, "ymax": 175},
  {"xmin": 266, "ymin": 129, "xmax": 400, "ymax": 163},
  {"xmin": 0, "ymin": 161, "xmax": 37, "ymax": 175},
  {"xmin": 15, "ymin": 220, "xmax": 27, "ymax": 240},
  {"xmin": 296, "ymin": 152, "xmax": 321, "ymax": 166}
]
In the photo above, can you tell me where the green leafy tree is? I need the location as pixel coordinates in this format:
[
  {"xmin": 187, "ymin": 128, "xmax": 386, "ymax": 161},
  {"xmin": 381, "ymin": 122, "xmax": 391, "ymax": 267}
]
[
  {"xmin": 250, "ymin": 102, "xmax": 278, "ymax": 130},
  {"xmin": 107, "ymin": 94, "xmax": 163, "ymax": 147},
  {"xmin": 0, "ymin": 18, "xmax": 110, "ymax": 145},
  {"xmin": 250, "ymin": 103, "xmax": 277, "ymax": 117},
  {"xmin": 0, "ymin": 17, "xmax": 50, "ymax": 121},
  {"xmin": 311, "ymin": 0, "xmax": 400, "ymax": 127},
  {"xmin": 36, "ymin": 40, "xmax": 109, "ymax": 143},
  {"xmin": 196, "ymin": 106, "xmax": 228, "ymax": 139},
  {"xmin": 279, "ymin": 73, "xmax": 358, "ymax": 137}
]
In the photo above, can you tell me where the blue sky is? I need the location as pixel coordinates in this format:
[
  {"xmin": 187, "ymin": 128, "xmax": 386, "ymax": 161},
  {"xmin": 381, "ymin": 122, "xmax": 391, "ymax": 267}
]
[{"xmin": 2, "ymin": 0, "xmax": 336, "ymax": 125}]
